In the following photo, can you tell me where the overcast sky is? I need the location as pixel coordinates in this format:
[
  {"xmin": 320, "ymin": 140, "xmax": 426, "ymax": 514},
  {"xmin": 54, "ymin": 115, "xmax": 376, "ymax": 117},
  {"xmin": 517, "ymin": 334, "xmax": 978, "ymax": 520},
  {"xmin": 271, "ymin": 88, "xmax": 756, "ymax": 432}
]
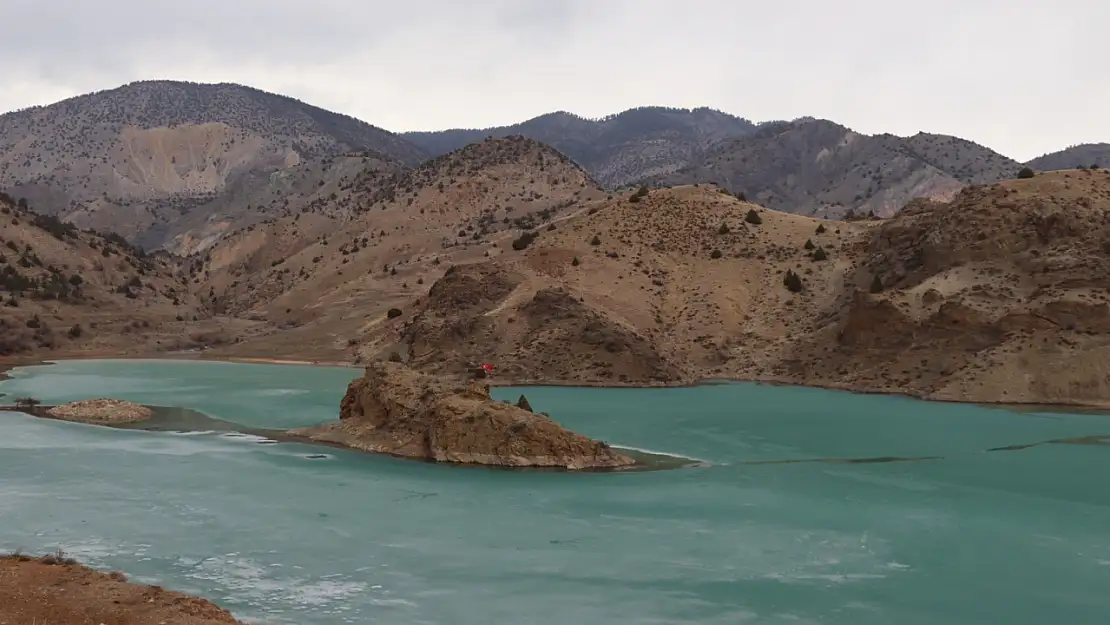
[{"xmin": 0, "ymin": 0, "xmax": 1104, "ymax": 160}]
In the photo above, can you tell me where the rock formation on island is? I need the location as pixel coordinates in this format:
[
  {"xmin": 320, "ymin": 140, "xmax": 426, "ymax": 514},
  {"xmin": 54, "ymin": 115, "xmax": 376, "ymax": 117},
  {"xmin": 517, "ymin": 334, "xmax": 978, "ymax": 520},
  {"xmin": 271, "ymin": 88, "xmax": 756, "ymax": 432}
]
[
  {"xmin": 290, "ymin": 362, "xmax": 635, "ymax": 469},
  {"xmin": 46, "ymin": 398, "xmax": 153, "ymax": 424}
]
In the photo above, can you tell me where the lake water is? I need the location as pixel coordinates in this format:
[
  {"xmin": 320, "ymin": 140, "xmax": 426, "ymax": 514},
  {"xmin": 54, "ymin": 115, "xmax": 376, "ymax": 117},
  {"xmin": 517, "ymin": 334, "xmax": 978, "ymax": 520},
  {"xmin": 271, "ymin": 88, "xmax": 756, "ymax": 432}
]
[{"xmin": 2, "ymin": 359, "xmax": 1109, "ymax": 625}]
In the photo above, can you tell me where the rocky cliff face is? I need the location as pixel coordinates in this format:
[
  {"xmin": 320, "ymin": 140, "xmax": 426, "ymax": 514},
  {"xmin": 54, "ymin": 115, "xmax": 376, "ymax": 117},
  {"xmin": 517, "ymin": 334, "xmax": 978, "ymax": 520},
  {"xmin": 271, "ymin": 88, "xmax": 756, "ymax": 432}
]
[{"xmin": 291, "ymin": 362, "xmax": 635, "ymax": 469}]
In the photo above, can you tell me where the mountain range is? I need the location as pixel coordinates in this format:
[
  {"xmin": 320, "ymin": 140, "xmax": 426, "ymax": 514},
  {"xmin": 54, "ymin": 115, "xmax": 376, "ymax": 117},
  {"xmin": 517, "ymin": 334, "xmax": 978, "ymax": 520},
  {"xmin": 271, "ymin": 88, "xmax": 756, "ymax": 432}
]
[
  {"xmin": 3, "ymin": 79, "xmax": 1110, "ymax": 406},
  {"xmin": 1, "ymin": 80, "xmax": 1102, "ymax": 255}
]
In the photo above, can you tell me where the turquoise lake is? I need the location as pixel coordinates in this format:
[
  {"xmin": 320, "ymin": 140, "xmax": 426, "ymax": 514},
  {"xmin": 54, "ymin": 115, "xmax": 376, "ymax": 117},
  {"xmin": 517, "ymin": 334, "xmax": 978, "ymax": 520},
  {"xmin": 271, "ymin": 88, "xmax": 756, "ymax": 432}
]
[{"xmin": 2, "ymin": 359, "xmax": 1110, "ymax": 624}]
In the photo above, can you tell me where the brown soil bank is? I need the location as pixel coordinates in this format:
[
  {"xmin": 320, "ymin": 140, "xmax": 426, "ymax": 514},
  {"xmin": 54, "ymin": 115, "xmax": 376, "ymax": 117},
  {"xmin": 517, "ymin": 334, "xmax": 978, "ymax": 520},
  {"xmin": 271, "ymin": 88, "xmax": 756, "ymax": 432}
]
[
  {"xmin": 291, "ymin": 362, "xmax": 635, "ymax": 469},
  {"xmin": 0, "ymin": 552, "xmax": 244, "ymax": 625}
]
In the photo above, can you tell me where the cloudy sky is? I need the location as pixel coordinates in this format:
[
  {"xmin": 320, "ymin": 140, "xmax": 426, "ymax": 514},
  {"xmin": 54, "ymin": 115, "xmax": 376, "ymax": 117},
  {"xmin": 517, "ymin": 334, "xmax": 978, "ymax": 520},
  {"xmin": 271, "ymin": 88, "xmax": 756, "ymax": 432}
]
[{"xmin": 1, "ymin": 0, "xmax": 1105, "ymax": 160}]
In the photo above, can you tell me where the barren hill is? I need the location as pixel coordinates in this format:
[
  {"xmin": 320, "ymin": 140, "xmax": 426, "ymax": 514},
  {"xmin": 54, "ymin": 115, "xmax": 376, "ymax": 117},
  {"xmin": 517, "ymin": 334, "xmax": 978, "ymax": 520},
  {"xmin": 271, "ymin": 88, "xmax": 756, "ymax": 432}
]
[
  {"xmin": 0, "ymin": 193, "xmax": 231, "ymax": 358},
  {"xmin": 1026, "ymin": 144, "xmax": 1110, "ymax": 172},
  {"xmin": 648, "ymin": 118, "xmax": 1025, "ymax": 218},
  {"xmin": 0, "ymin": 80, "xmax": 426, "ymax": 249},
  {"xmin": 370, "ymin": 184, "xmax": 868, "ymax": 384},
  {"xmin": 157, "ymin": 150, "xmax": 407, "ymax": 255},
  {"xmin": 235, "ymin": 169, "xmax": 1110, "ymax": 407},
  {"xmin": 188, "ymin": 136, "xmax": 607, "ymax": 357},
  {"xmin": 403, "ymin": 107, "xmax": 756, "ymax": 188},
  {"xmin": 772, "ymin": 167, "xmax": 1110, "ymax": 405}
]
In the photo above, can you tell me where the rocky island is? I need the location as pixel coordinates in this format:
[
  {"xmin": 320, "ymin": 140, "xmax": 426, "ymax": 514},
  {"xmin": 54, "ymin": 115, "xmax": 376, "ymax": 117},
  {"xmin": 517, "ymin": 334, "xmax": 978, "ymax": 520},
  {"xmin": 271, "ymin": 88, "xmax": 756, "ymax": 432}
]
[
  {"xmin": 290, "ymin": 362, "xmax": 636, "ymax": 469},
  {"xmin": 47, "ymin": 398, "xmax": 154, "ymax": 424}
]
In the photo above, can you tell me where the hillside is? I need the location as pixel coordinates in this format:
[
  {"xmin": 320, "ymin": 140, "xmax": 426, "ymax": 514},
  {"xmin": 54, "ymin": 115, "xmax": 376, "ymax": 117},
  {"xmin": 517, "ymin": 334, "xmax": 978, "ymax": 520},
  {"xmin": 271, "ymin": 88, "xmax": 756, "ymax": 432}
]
[
  {"xmin": 777, "ymin": 167, "xmax": 1110, "ymax": 405},
  {"xmin": 188, "ymin": 136, "xmax": 607, "ymax": 358},
  {"xmin": 404, "ymin": 107, "xmax": 756, "ymax": 188},
  {"xmin": 383, "ymin": 185, "xmax": 869, "ymax": 384},
  {"xmin": 246, "ymin": 169, "xmax": 1109, "ymax": 406},
  {"xmin": 0, "ymin": 193, "xmax": 236, "ymax": 359},
  {"xmin": 8, "ymin": 141, "xmax": 1110, "ymax": 406},
  {"xmin": 648, "ymin": 118, "xmax": 1025, "ymax": 218},
  {"xmin": 0, "ymin": 80, "xmax": 426, "ymax": 249},
  {"xmin": 157, "ymin": 149, "xmax": 407, "ymax": 255},
  {"xmin": 1026, "ymin": 144, "xmax": 1110, "ymax": 172}
]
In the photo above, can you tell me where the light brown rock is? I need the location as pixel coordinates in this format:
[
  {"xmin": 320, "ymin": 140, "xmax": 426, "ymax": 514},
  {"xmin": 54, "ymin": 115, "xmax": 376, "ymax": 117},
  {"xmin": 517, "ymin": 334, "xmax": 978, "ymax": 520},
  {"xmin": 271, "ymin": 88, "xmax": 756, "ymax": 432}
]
[
  {"xmin": 291, "ymin": 362, "xmax": 635, "ymax": 469},
  {"xmin": 47, "ymin": 398, "xmax": 153, "ymax": 424}
]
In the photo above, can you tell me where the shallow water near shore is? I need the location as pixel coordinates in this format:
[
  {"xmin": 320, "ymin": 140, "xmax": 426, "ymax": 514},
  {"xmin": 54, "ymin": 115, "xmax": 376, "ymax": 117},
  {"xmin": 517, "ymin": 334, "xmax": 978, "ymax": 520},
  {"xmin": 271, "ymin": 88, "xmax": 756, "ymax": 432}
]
[{"xmin": 2, "ymin": 359, "xmax": 1110, "ymax": 624}]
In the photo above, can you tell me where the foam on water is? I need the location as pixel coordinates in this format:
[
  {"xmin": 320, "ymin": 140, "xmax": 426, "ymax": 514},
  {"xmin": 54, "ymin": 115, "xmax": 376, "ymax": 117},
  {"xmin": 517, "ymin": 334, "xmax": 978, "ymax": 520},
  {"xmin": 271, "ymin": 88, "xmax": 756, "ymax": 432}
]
[{"xmin": 617, "ymin": 444, "xmax": 712, "ymax": 464}]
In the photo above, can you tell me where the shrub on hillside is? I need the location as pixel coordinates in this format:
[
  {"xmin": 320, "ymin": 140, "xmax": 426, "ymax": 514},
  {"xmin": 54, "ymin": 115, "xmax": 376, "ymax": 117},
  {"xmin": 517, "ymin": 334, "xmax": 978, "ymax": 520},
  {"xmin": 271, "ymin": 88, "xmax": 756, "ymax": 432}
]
[
  {"xmin": 745, "ymin": 209, "xmax": 762, "ymax": 225},
  {"xmin": 386, "ymin": 308, "xmax": 403, "ymax": 319},
  {"xmin": 1017, "ymin": 167, "xmax": 1035, "ymax": 179},
  {"xmin": 512, "ymin": 231, "xmax": 538, "ymax": 251},
  {"xmin": 14, "ymin": 397, "xmax": 40, "ymax": 409},
  {"xmin": 31, "ymin": 213, "xmax": 78, "ymax": 240},
  {"xmin": 628, "ymin": 186, "xmax": 650, "ymax": 203},
  {"xmin": 870, "ymin": 274, "xmax": 884, "ymax": 293},
  {"xmin": 783, "ymin": 270, "xmax": 803, "ymax": 293}
]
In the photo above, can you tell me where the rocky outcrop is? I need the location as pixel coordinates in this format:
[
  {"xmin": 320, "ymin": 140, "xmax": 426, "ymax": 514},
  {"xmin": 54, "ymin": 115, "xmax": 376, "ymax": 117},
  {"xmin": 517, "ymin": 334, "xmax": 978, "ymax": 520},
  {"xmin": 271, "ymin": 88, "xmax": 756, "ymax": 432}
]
[
  {"xmin": 46, "ymin": 398, "xmax": 153, "ymax": 424},
  {"xmin": 515, "ymin": 287, "xmax": 685, "ymax": 383},
  {"xmin": 290, "ymin": 362, "xmax": 635, "ymax": 469}
]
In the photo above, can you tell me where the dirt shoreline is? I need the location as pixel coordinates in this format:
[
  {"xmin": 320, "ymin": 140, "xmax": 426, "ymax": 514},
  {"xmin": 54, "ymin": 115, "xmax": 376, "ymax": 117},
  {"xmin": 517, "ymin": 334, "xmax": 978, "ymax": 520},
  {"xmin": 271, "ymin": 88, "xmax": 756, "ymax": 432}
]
[
  {"xmin": 3, "ymin": 352, "xmax": 1110, "ymax": 413},
  {"xmin": 0, "ymin": 552, "xmax": 244, "ymax": 624}
]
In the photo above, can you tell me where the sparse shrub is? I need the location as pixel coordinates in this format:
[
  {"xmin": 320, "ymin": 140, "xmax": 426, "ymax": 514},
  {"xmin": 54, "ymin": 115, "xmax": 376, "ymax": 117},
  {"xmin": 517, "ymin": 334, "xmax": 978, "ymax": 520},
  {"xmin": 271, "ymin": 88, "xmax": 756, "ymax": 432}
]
[
  {"xmin": 14, "ymin": 397, "xmax": 40, "ymax": 409},
  {"xmin": 512, "ymin": 231, "xmax": 538, "ymax": 251},
  {"xmin": 1017, "ymin": 167, "xmax": 1035, "ymax": 179},
  {"xmin": 812, "ymin": 246, "xmax": 828, "ymax": 261},
  {"xmin": 734, "ymin": 191, "xmax": 747, "ymax": 202},
  {"xmin": 804, "ymin": 239, "xmax": 815, "ymax": 250},
  {"xmin": 710, "ymin": 249, "xmax": 723, "ymax": 259},
  {"xmin": 745, "ymin": 209, "xmax": 762, "ymax": 225},
  {"xmin": 386, "ymin": 308, "xmax": 403, "ymax": 319},
  {"xmin": 572, "ymin": 256, "xmax": 580, "ymax": 266},
  {"xmin": 783, "ymin": 270, "xmax": 803, "ymax": 293},
  {"xmin": 628, "ymin": 185, "xmax": 650, "ymax": 203},
  {"xmin": 870, "ymin": 274, "xmax": 884, "ymax": 293},
  {"xmin": 516, "ymin": 395, "xmax": 533, "ymax": 412},
  {"xmin": 67, "ymin": 324, "xmax": 82, "ymax": 339},
  {"xmin": 388, "ymin": 351, "xmax": 403, "ymax": 362},
  {"xmin": 590, "ymin": 235, "xmax": 601, "ymax": 246},
  {"xmin": 816, "ymin": 223, "xmax": 826, "ymax": 234},
  {"xmin": 718, "ymin": 223, "xmax": 730, "ymax": 235}
]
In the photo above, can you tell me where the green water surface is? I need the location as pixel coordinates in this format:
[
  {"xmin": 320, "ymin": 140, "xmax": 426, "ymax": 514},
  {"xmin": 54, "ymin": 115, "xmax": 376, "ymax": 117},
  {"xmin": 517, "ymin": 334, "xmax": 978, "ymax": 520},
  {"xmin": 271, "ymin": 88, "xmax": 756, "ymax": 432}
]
[{"xmin": 1, "ymin": 359, "xmax": 1109, "ymax": 625}]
